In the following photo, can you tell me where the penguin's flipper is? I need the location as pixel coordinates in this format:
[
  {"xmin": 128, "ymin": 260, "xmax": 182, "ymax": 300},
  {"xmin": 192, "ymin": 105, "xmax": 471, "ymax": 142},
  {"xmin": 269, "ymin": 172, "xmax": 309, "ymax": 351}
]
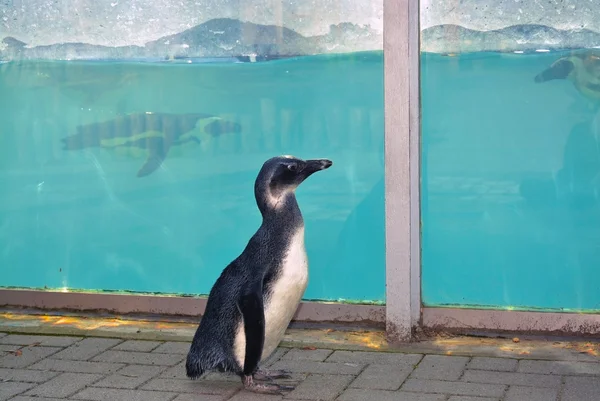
[
  {"xmin": 137, "ymin": 137, "xmax": 171, "ymax": 177},
  {"xmin": 239, "ymin": 289, "xmax": 265, "ymax": 377},
  {"xmin": 238, "ymin": 287, "xmax": 294, "ymax": 395}
]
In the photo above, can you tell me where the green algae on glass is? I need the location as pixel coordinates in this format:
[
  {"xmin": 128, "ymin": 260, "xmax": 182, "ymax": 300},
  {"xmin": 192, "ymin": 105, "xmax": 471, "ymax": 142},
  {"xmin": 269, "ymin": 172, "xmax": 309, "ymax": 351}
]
[{"xmin": 432, "ymin": 302, "xmax": 600, "ymax": 315}]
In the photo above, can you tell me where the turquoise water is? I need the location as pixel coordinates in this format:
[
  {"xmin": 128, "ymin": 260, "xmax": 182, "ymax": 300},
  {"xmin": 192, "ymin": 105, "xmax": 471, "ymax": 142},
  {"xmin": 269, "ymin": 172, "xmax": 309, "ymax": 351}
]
[
  {"xmin": 421, "ymin": 50, "xmax": 600, "ymax": 312},
  {"xmin": 0, "ymin": 52, "xmax": 385, "ymax": 303}
]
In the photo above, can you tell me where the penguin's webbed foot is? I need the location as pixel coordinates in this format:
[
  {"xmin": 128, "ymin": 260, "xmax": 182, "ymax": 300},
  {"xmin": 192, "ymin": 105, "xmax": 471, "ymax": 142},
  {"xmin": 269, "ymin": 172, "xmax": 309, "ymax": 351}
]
[
  {"xmin": 242, "ymin": 375, "xmax": 294, "ymax": 395},
  {"xmin": 254, "ymin": 368, "xmax": 293, "ymax": 381}
]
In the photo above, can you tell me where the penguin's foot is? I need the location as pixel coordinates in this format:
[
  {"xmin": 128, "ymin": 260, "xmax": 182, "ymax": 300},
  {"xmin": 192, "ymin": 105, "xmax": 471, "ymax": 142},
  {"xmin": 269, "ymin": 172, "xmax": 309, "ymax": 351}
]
[
  {"xmin": 254, "ymin": 368, "xmax": 292, "ymax": 381},
  {"xmin": 242, "ymin": 375, "xmax": 294, "ymax": 395}
]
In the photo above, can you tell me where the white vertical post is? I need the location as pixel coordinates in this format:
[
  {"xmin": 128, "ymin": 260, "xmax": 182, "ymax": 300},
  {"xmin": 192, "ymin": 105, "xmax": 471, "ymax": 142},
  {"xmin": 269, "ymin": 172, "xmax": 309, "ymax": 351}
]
[{"xmin": 383, "ymin": 0, "xmax": 421, "ymax": 342}]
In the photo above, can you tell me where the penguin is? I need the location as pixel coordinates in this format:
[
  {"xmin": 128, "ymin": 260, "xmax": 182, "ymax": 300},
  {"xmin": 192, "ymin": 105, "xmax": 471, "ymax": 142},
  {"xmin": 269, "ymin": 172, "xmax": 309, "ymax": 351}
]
[
  {"xmin": 185, "ymin": 155, "xmax": 333, "ymax": 395},
  {"xmin": 60, "ymin": 112, "xmax": 242, "ymax": 177},
  {"xmin": 534, "ymin": 50, "xmax": 600, "ymax": 102}
]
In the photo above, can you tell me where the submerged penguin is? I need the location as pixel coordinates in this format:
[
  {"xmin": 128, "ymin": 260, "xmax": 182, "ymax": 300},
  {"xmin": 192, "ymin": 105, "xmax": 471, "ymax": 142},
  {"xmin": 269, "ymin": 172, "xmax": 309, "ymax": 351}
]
[
  {"xmin": 61, "ymin": 112, "xmax": 242, "ymax": 177},
  {"xmin": 534, "ymin": 51, "xmax": 600, "ymax": 102},
  {"xmin": 186, "ymin": 155, "xmax": 332, "ymax": 395}
]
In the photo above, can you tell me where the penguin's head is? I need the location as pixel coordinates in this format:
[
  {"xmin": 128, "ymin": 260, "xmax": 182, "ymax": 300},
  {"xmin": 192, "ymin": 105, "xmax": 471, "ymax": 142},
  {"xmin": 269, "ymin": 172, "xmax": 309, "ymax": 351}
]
[
  {"xmin": 534, "ymin": 57, "xmax": 576, "ymax": 83},
  {"xmin": 255, "ymin": 155, "xmax": 333, "ymax": 211}
]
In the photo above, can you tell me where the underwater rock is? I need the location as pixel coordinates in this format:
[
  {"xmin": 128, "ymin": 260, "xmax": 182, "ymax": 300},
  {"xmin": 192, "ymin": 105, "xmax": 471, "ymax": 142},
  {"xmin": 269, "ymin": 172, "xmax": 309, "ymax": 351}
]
[{"xmin": 421, "ymin": 24, "xmax": 600, "ymax": 54}]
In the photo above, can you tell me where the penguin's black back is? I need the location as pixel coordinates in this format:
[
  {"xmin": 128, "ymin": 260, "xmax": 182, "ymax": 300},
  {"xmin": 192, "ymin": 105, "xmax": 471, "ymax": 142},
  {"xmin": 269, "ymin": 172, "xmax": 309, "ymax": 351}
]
[{"xmin": 186, "ymin": 193, "xmax": 303, "ymax": 378}]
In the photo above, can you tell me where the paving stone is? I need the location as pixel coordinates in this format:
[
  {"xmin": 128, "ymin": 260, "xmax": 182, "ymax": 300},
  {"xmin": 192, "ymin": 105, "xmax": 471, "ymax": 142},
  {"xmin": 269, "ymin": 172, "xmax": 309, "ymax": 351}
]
[
  {"xmin": 24, "ymin": 372, "xmax": 103, "ymax": 398},
  {"xmin": 171, "ymin": 394, "xmax": 224, "ymax": 401},
  {"xmin": 228, "ymin": 392, "xmax": 283, "ymax": 401},
  {"xmin": 0, "ymin": 344, "xmax": 22, "ymax": 352},
  {"xmin": 141, "ymin": 378, "xmax": 240, "ymax": 396},
  {"xmin": 270, "ymin": 371, "xmax": 308, "ymax": 383},
  {"xmin": 285, "ymin": 374, "xmax": 353, "ymax": 400},
  {"xmin": 462, "ymin": 369, "xmax": 562, "ymax": 387},
  {"xmin": 0, "ymin": 381, "xmax": 36, "ymax": 401},
  {"xmin": 202, "ymin": 371, "xmax": 248, "ymax": 383},
  {"xmin": 9, "ymin": 397, "xmax": 65, "ymax": 401},
  {"xmin": 262, "ymin": 348, "xmax": 288, "ymax": 367},
  {"xmin": 518, "ymin": 360, "xmax": 600, "ymax": 375},
  {"xmin": 152, "ymin": 341, "xmax": 190, "ymax": 354},
  {"xmin": 411, "ymin": 355, "xmax": 470, "ymax": 381},
  {"xmin": 72, "ymin": 387, "xmax": 178, "ymax": 401},
  {"xmin": 280, "ymin": 348, "xmax": 333, "ymax": 362},
  {"xmin": 112, "ymin": 340, "xmax": 161, "ymax": 352},
  {"xmin": 269, "ymin": 359, "xmax": 363, "ymax": 375},
  {"xmin": 0, "ymin": 334, "xmax": 82, "ymax": 347},
  {"xmin": 0, "ymin": 333, "xmax": 6, "ymax": 337},
  {"xmin": 0, "ymin": 367, "xmax": 59, "ymax": 382},
  {"xmin": 505, "ymin": 385, "xmax": 558, "ymax": 401},
  {"xmin": 338, "ymin": 389, "xmax": 446, "ymax": 401},
  {"xmin": 28, "ymin": 358, "xmax": 125, "ymax": 374},
  {"xmin": 92, "ymin": 364, "xmax": 166, "ymax": 389},
  {"xmin": 51, "ymin": 338, "xmax": 122, "ymax": 361},
  {"xmin": 448, "ymin": 397, "xmax": 500, "ymax": 401},
  {"xmin": 467, "ymin": 357, "xmax": 518, "ymax": 372},
  {"xmin": 91, "ymin": 350, "xmax": 184, "ymax": 366},
  {"xmin": 562, "ymin": 376, "xmax": 600, "ymax": 401},
  {"xmin": 159, "ymin": 361, "xmax": 187, "ymax": 379},
  {"xmin": 326, "ymin": 350, "xmax": 422, "ymax": 366},
  {"xmin": 0, "ymin": 346, "xmax": 61, "ymax": 368},
  {"xmin": 402, "ymin": 379, "xmax": 506, "ymax": 397},
  {"xmin": 349, "ymin": 363, "xmax": 412, "ymax": 390},
  {"xmin": 202, "ymin": 370, "xmax": 306, "ymax": 385}
]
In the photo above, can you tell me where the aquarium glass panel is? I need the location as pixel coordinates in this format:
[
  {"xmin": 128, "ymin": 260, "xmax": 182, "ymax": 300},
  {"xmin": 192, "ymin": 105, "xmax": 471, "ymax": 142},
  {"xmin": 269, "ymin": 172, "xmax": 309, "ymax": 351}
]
[
  {"xmin": 421, "ymin": 1, "xmax": 600, "ymax": 311},
  {"xmin": 0, "ymin": 2, "xmax": 385, "ymax": 303}
]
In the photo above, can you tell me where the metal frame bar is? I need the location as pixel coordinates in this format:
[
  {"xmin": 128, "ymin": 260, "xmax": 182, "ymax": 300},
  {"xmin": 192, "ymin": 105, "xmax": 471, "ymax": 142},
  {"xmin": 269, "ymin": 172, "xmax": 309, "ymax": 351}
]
[
  {"xmin": 408, "ymin": 0, "xmax": 422, "ymax": 327},
  {"xmin": 423, "ymin": 307, "xmax": 600, "ymax": 336},
  {"xmin": 0, "ymin": 289, "xmax": 385, "ymax": 325}
]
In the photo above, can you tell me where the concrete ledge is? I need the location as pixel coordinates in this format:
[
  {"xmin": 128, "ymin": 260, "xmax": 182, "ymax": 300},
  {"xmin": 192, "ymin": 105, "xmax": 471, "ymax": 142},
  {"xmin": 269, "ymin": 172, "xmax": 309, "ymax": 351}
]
[
  {"xmin": 423, "ymin": 307, "xmax": 600, "ymax": 337},
  {"xmin": 0, "ymin": 289, "xmax": 385, "ymax": 326},
  {"xmin": 2, "ymin": 310, "xmax": 600, "ymax": 363}
]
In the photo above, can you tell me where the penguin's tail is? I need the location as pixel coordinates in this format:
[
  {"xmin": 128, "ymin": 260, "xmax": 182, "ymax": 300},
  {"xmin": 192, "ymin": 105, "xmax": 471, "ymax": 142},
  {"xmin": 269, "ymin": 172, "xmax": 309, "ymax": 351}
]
[
  {"xmin": 185, "ymin": 344, "xmax": 239, "ymax": 379},
  {"xmin": 185, "ymin": 352, "xmax": 205, "ymax": 379}
]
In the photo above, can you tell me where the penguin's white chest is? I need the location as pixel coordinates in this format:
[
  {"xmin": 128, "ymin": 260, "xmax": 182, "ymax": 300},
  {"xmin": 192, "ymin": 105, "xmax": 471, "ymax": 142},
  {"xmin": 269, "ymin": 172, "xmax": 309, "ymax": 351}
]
[
  {"xmin": 261, "ymin": 227, "xmax": 309, "ymax": 358},
  {"xmin": 232, "ymin": 227, "xmax": 308, "ymax": 367}
]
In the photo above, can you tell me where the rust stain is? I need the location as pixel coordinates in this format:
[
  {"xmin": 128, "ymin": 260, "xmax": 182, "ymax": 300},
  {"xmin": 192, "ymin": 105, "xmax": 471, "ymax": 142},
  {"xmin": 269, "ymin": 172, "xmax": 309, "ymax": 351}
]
[{"xmin": 0, "ymin": 312, "xmax": 197, "ymax": 332}]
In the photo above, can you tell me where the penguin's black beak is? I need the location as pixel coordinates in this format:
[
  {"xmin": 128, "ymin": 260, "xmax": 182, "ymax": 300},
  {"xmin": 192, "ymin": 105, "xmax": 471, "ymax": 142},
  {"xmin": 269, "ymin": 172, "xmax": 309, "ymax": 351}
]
[
  {"xmin": 534, "ymin": 59, "xmax": 574, "ymax": 83},
  {"xmin": 305, "ymin": 159, "xmax": 333, "ymax": 172},
  {"xmin": 299, "ymin": 159, "xmax": 333, "ymax": 180}
]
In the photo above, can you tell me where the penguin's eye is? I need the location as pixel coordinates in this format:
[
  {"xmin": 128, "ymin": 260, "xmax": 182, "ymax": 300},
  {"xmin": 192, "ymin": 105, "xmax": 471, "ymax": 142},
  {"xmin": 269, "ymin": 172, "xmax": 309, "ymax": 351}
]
[{"xmin": 287, "ymin": 163, "xmax": 298, "ymax": 172}]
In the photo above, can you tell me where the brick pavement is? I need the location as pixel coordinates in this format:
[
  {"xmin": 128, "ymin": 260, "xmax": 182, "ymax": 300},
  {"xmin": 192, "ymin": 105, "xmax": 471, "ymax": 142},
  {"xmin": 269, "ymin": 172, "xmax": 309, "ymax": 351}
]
[{"xmin": 1, "ymin": 333, "xmax": 599, "ymax": 401}]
